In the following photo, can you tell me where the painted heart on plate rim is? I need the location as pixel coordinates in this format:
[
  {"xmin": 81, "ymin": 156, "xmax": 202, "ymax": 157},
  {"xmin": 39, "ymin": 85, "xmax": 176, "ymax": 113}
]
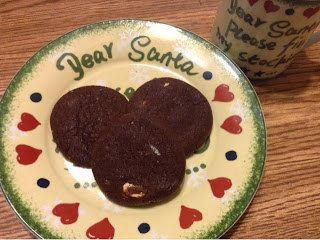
[
  {"xmin": 208, "ymin": 178, "xmax": 232, "ymax": 198},
  {"xmin": 17, "ymin": 113, "xmax": 41, "ymax": 131},
  {"xmin": 52, "ymin": 203, "xmax": 80, "ymax": 225},
  {"xmin": 86, "ymin": 218, "xmax": 115, "ymax": 239},
  {"xmin": 179, "ymin": 205, "xmax": 203, "ymax": 229},
  {"xmin": 16, "ymin": 145, "xmax": 42, "ymax": 165},
  {"xmin": 221, "ymin": 115, "xmax": 243, "ymax": 134},
  {"xmin": 213, "ymin": 84, "xmax": 234, "ymax": 102}
]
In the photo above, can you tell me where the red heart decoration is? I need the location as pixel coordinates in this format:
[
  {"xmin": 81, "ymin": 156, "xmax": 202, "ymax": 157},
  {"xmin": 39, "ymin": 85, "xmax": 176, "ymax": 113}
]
[
  {"xmin": 16, "ymin": 144, "xmax": 42, "ymax": 165},
  {"xmin": 264, "ymin": 0, "xmax": 280, "ymax": 13},
  {"xmin": 304, "ymin": 7, "xmax": 320, "ymax": 18},
  {"xmin": 248, "ymin": 0, "xmax": 259, "ymax": 6},
  {"xmin": 17, "ymin": 113, "xmax": 41, "ymax": 131},
  {"xmin": 213, "ymin": 84, "xmax": 234, "ymax": 102},
  {"xmin": 221, "ymin": 115, "xmax": 242, "ymax": 134},
  {"xmin": 179, "ymin": 205, "xmax": 203, "ymax": 229},
  {"xmin": 86, "ymin": 218, "xmax": 115, "ymax": 239},
  {"xmin": 208, "ymin": 178, "xmax": 232, "ymax": 198},
  {"xmin": 52, "ymin": 203, "xmax": 79, "ymax": 225}
]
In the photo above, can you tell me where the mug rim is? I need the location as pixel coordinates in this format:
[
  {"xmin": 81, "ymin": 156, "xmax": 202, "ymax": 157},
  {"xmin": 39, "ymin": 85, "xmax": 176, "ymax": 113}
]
[{"xmin": 276, "ymin": 0, "xmax": 320, "ymax": 6}]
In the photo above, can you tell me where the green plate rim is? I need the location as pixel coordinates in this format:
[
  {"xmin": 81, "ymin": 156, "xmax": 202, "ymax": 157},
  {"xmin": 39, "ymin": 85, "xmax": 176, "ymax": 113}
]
[{"xmin": 0, "ymin": 19, "xmax": 267, "ymax": 239}]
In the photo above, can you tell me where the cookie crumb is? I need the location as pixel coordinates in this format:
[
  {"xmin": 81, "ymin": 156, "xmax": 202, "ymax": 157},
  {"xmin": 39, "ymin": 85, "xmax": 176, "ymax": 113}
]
[{"xmin": 149, "ymin": 144, "xmax": 161, "ymax": 156}]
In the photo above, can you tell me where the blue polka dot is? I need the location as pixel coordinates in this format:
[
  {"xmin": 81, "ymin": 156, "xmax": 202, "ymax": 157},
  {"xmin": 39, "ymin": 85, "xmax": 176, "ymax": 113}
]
[
  {"xmin": 285, "ymin": 9, "xmax": 294, "ymax": 15},
  {"xmin": 138, "ymin": 223, "xmax": 150, "ymax": 234},
  {"xmin": 226, "ymin": 151, "xmax": 237, "ymax": 161},
  {"xmin": 37, "ymin": 178, "xmax": 50, "ymax": 188},
  {"xmin": 203, "ymin": 71, "xmax": 213, "ymax": 80},
  {"xmin": 30, "ymin": 93, "xmax": 42, "ymax": 102}
]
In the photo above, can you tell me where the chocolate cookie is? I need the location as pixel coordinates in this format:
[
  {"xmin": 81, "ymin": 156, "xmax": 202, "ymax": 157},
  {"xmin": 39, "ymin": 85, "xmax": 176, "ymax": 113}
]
[
  {"xmin": 91, "ymin": 113, "xmax": 186, "ymax": 206},
  {"xmin": 129, "ymin": 77, "xmax": 213, "ymax": 156},
  {"xmin": 50, "ymin": 86, "xmax": 128, "ymax": 168}
]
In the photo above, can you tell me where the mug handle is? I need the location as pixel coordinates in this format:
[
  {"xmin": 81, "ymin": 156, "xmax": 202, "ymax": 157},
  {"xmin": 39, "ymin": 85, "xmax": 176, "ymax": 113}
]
[{"xmin": 304, "ymin": 30, "xmax": 320, "ymax": 49}]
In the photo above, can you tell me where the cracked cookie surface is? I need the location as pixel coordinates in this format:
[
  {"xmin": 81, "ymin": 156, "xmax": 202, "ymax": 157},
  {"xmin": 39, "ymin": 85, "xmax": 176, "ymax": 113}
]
[
  {"xmin": 130, "ymin": 78, "xmax": 213, "ymax": 156},
  {"xmin": 50, "ymin": 86, "xmax": 129, "ymax": 168},
  {"xmin": 91, "ymin": 113, "xmax": 186, "ymax": 207}
]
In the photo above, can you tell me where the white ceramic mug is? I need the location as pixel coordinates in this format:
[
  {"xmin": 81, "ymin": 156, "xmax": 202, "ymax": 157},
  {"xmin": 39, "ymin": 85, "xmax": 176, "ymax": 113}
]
[{"xmin": 211, "ymin": 0, "xmax": 320, "ymax": 79}]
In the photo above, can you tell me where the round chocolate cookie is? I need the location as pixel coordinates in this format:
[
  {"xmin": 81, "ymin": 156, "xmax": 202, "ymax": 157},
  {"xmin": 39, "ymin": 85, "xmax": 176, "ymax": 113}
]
[
  {"xmin": 91, "ymin": 113, "xmax": 186, "ymax": 207},
  {"xmin": 129, "ymin": 77, "xmax": 213, "ymax": 156},
  {"xmin": 50, "ymin": 86, "xmax": 128, "ymax": 168}
]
